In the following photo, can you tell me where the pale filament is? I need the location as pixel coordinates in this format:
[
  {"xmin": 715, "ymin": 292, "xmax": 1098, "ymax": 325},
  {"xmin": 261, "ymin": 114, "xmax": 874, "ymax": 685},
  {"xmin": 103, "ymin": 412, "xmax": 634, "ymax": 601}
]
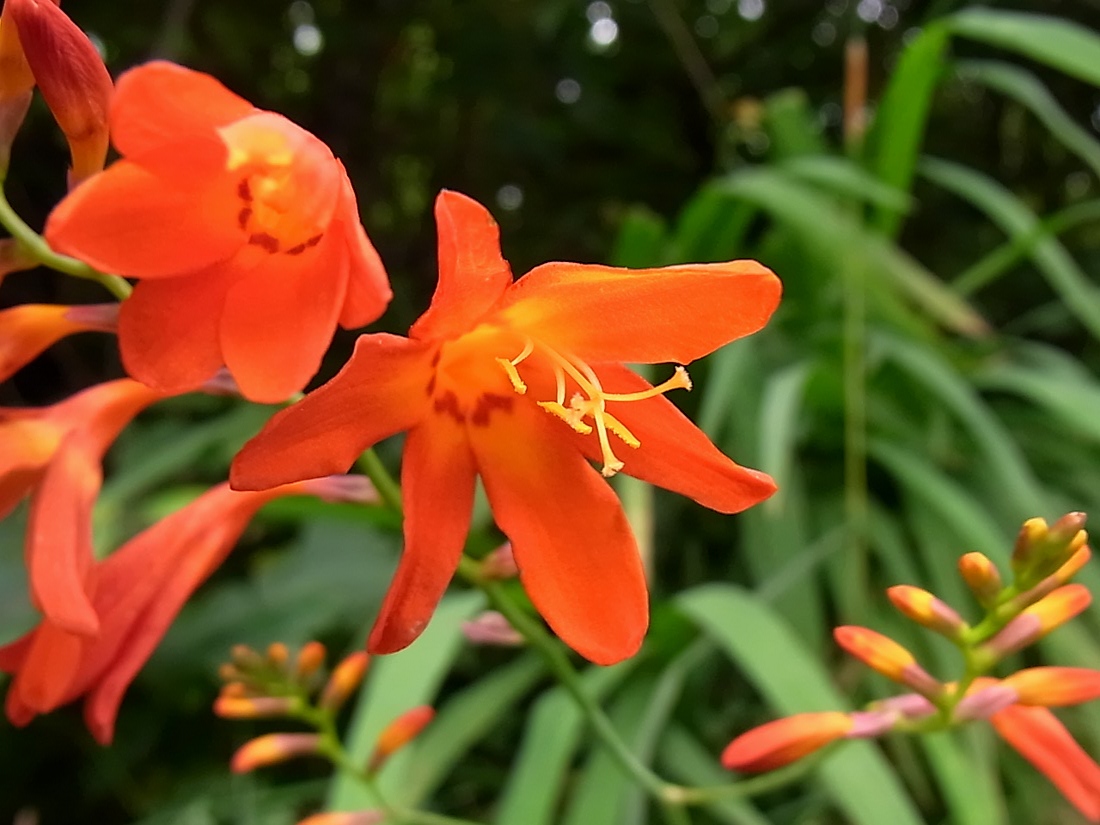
[{"xmin": 495, "ymin": 338, "xmax": 693, "ymax": 478}]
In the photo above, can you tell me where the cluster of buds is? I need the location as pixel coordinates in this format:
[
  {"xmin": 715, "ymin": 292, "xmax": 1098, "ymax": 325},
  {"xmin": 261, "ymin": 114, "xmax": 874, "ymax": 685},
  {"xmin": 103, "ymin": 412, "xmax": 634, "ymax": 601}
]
[
  {"xmin": 215, "ymin": 642, "xmax": 434, "ymax": 781},
  {"xmin": 723, "ymin": 513, "xmax": 1100, "ymax": 821}
]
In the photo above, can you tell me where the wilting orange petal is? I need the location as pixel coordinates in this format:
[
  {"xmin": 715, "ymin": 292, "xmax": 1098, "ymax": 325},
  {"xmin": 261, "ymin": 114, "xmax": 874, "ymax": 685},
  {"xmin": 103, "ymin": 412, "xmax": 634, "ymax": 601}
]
[
  {"xmin": 118, "ymin": 268, "xmax": 234, "ymax": 394},
  {"xmin": 368, "ymin": 420, "xmax": 477, "ymax": 654},
  {"xmin": 109, "ymin": 60, "xmax": 254, "ymax": 158},
  {"xmin": 497, "ymin": 260, "xmax": 781, "ymax": 365},
  {"xmin": 336, "ymin": 171, "xmax": 391, "ymax": 330},
  {"xmin": 231, "ymin": 334, "xmax": 433, "ymax": 490},
  {"xmin": 409, "ymin": 190, "xmax": 513, "ymax": 342},
  {"xmin": 722, "ymin": 712, "xmax": 853, "ymax": 772},
  {"xmin": 991, "ymin": 704, "xmax": 1100, "ymax": 821},
  {"xmin": 471, "ymin": 399, "xmax": 647, "ymax": 665},
  {"xmin": 219, "ymin": 233, "xmax": 346, "ymax": 403},
  {"xmin": 1004, "ymin": 667, "xmax": 1100, "ymax": 707},
  {"xmin": 581, "ymin": 364, "xmax": 777, "ymax": 514},
  {"xmin": 45, "ymin": 141, "xmax": 240, "ymax": 278}
]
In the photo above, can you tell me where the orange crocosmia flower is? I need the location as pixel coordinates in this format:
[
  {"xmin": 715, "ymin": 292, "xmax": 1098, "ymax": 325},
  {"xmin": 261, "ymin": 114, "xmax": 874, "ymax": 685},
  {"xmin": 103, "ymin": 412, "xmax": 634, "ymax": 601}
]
[
  {"xmin": 231, "ymin": 189, "xmax": 781, "ymax": 665},
  {"xmin": 45, "ymin": 60, "xmax": 392, "ymax": 403},
  {"xmin": 722, "ymin": 712, "xmax": 854, "ymax": 772},
  {"xmin": 0, "ymin": 378, "xmax": 163, "ymax": 637},
  {"xmin": 0, "ymin": 303, "xmax": 117, "ymax": 382},
  {"xmin": 0, "ymin": 478, "xmax": 364, "ymax": 744}
]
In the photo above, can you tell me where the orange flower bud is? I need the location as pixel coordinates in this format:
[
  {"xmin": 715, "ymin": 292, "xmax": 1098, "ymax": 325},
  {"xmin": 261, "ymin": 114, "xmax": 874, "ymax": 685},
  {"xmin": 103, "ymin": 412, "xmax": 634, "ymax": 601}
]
[
  {"xmin": 1007, "ymin": 546, "xmax": 1092, "ymax": 614},
  {"xmin": 887, "ymin": 585, "xmax": 967, "ymax": 640},
  {"xmin": 3, "ymin": 0, "xmax": 112, "ymax": 183},
  {"xmin": 982, "ymin": 585, "xmax": 1091, "ymax": 659},
  {"xmin": 219, "ymin": 681, "xmax": 250, "ymax": 699},
  {"xmin": 1003, "ymin": 667, "xmax": 1100, "ymax": 707},
  {"xmin": 296, "ymin": 641, "xmax": 327, "ymax": 681},
  {"xmin": 267, "ymin": 642, "xmax": 290, "ymax": 669},
  {"xmin": 230, "ymin": 733, "xmax": 322, "ymax": 773},
  {"xmin": 319, "ymin": 651, "xmax": 369, "ymax": 712},
  {"xmin": 1011, "ymin": 513, "xmax": 1089, "ymax": 587},
  {"xmin": 368, "ymin": 705, "xmax": 434, "ymax": 773},
  {"xmin": 722, "ymin": 712, "xmax": 853, "ymax": 772},
  {"xmin": 0, "ymin": 303, "xmax": 117, "ymax": 383},
  {"xmin": 297, "ymin": 812, "xmax": 384, "ymax": 825},
  {"xmin": 834, "ymin": 626, "xmax": 943, "ymax": 698},
  {"xmin": 213, "ymin": 695, "xmax": 297, "ymax": 719},
  {"xmin": 958, "ymin": 552, "xmax": 1003, "ymax": 607}
]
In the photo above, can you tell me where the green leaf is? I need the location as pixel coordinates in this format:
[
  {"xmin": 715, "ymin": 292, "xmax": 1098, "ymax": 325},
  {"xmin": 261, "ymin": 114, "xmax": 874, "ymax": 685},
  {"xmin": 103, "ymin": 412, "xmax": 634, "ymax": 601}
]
[
  {"xmin": 958, "ymin": 60, "xmax": 1100, "ymax": 179},
  {"xmin": 677, "ymin": 585, "xmax": 925, "ymax": 825},
  {"xmin": 610, "ymin": 206, "xmax": 668, "ymax": 267},
  {"xmin": 865, "ymin": 22, "xmax": 950, "ymax": 236},
  {"xmin": 763, "ymin": 89, "xmax": 828, "ymax": 159},
  {"xmin": 657, "ymin": 727, "xmax": 770, "ymax": 825},
  {"xmin": 949, "ymin": 9, "xmax": 1100, "ymax": 87},
  {"xmin": 920, "ymin": 156, "xmax": 1100, "ymax": 342},
  {"xmin": 326, "ymin": 590, "xmax": 486, "ymax": 811},
  {"xmin": 780, "ymin": 156, "xmax": 913, "ymax": 213}
]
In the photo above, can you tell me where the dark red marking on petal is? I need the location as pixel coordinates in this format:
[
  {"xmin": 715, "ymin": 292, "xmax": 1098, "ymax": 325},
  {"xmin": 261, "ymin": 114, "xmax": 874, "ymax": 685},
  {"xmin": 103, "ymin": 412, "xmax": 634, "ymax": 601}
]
[
  {"xmin": 471, "ymin": 393, "xmax": 513, "ymax": 426},
  {"xmin": 237, "ymin": 207, "xmax": 253, "ymax": 229},
  {"xmin": 247, "ymin": 232, "xmax": 280, "ymax": 253},
  {"xmin": 237, "ymin": 179, "xmax": 253, "ymax": 202},
  {"xmin": 432, "ymin": 390, "xmax": 464, "ymax": 423}
]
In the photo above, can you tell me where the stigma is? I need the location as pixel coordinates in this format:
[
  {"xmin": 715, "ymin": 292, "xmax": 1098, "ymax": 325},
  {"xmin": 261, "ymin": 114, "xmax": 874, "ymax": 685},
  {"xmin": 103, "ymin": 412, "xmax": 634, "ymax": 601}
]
[{"xmin": 497, "ymin": 339, "xmax": 692, "ymax": 477}]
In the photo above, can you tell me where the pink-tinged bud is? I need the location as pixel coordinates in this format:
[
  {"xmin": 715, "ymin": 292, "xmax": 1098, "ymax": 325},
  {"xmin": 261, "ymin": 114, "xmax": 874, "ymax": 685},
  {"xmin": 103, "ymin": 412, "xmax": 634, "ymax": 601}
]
[
  {"xmin": 319, "ymin": 651, "xmax": 369, "ymax": 712},
  {"xmin": 1011, "ymin": 513, "xmax": 1089, "ymax": 586},
  {"xmin": 267, "ymin": 642, "xmax": 290, "ymax": 669},
  {"xmin": 368, "ymin": 706, "xmax": 434, "ymax": 773},
  {"xmin": 958, "ymin": 552, "xmax": 1003, "ymax": 607},
  {"xmin": 461, "ymin": 611, "xmax": 525, "ymax": 647},
  {"xmin": 299, "ymin": 474, "xmax": 379, "ymax": 505},
  {"xmin": 982, "ymin": 585, "xmax": 1091, "ymax": 659},
  {"xmin": 297, "ymin": 811, "xmax": 384, "ymax": 825},
  {"xmin": 1003, "ymin": 668, "xmax": 1100, "ymax": 707},
  {"xmin": 954, "ymin": 684, "xmax": 1019, "ymax": 722},
  {"xmin": 4, "ymin": 0, "xmax": 112, "ymax": 184},
  {"xmin": 887, "ymin": 585, "xmax": 968, "ymax": 640},
  {"xmin": 481, "ymin": 542, "xmax": 518, "ymax": 580},
  {"xmin": 721, "ymin": 712, "xmax": 854, "ymax": 772},
  {"xmin": 846, "ymin": 709, "xmax": 900, "ymax": 739},
  {"xmin": 296, "ymin": 641, "xmax": 327, "ymax": 681},
  {"xmin": 213, "ymin": 695, "xmax": 297, "ymax": 719},
  {"xmin": 230, "ymin": 733, "xmax": 322, "ymax": 773},
  {"xmin": 834, "ymin": 626, "xmax": 943, "ymax": 698},
  {"xmin": 0, "ymin": 303, "xmax": 117, "ymax": 382},
  {"xmin": 870, "ymin": 692, "xmax": 937, "ymax": 720},
  {"xmin": 1007, "ymin": 546, "xmax": 1092, "ymax": 614}
]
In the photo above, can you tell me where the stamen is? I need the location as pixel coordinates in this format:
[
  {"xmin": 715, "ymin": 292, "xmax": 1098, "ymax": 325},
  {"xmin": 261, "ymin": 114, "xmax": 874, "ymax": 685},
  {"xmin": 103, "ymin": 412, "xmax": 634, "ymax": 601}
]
[
  {"xmin": 538, "ymin": 401, "xmax": 593, "ymax": 435},
  {"xmin": 601, "ymin": 366, "xmax": 692, "ymax": 401},
  {"xmin": 495, "ymin": 339, "xmax": 535, "ymax": 395}
]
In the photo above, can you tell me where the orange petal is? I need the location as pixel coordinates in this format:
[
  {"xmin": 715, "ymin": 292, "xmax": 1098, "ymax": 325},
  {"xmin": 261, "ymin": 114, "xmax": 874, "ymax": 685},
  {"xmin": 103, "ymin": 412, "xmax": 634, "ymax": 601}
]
[
  {"xmin": 26, "ymin": 439, "xmax": 99, "ymax": 636},
  {"xmin": 470, "ymin": 398, "xmax": 647, "ymax": 665},
  {"xmin": 0, "ymin": 416, "xmax": 58, "ymax": 518},
  {"xmin": 583, "ymin": 363, "xmax": 776, "ymax": 513},
  {"xmin": 0, "ymin": 632, "xmax": 33, "ymax": 673},
  {"xmin": 45, "ymin": 142, "xmax": 241, "ymax": 278},
  {"xmin": 219, "ymin": 235, "xmax": 346, "ymax": 403},
  {"xmin": 231, "ymin": 334, "xmax": 432, "ymax": 491},
  {"xmin": 110, "ymin": 60, "xmax": 254, "ymax": 158},
  {"xmin": 991, "ymin": 704, "xmax": 1100, "ymax": 820},
  {"xmin": 335, "ymin": 169, "xmax": 391, "ymax": 330},
  {"xmin": 722, "ymin": 712, "xmax": 853, "ymax": 772},
  {"xmin": 118, "ymin": 269, "xmax": 233, "ymax": 394},
  {"xmin": 7, "ymin": 620, "xmax": 84, "ymax": 713},
  {"xmin": 1004, "ymin": 667, "xmax": 1100, "ymax": 707},
  {"xmin": 368, "ymin": 420, "xmax": 476, "ymax": 654},
  {"xmin": 497, "ymin": 260, "xmax": 781, "ymax": 364},
  {"xmin": 409, "ymin": 190, "xmax": 513, "ymax": 342}
]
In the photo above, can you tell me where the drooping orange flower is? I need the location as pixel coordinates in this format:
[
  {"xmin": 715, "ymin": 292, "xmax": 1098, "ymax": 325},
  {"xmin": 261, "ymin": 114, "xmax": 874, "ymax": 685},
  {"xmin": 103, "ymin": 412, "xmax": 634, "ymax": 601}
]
[
  {"xmin": 0, "ymin": 302, "xmax": 117, "ymax": 381},
  {"xmin": 0, "ymin": 378, "xmax": 163, "ymax": 637},
  {"xmin": 45, "ymin": 60, "xmax": 392, "ymax": 402},
  {"xmin": 0, "ymin": 0, "xmax": 111, "ymax": 181},
  {"xmin": 0, "ymin": 477, "xmax": 373, "ymax": 744},
  {"xmin": 232, "ymin": 190, "xmax": 781, "ymax": 664}
]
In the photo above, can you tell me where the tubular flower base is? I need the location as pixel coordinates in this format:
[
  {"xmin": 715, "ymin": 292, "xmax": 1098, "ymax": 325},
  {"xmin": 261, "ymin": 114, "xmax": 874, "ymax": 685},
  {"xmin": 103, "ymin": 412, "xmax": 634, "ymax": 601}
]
[
  {"xmin": 0, "ymin": 303, "xmax": 117, "ymax": 382},
  {"xmin": 232, "ymin": 189, "xmax": 781, "ymax": 665},
  {"xmin": 0, "ymin": 477, "xmax": 369, "ymax": 744},
  {"xmin": 0, "ymin": 378, "xmax": 164, "ymax": 636},
  {"xmin": 45, "ymin": 60, "xmax": 392, "ymax": 402}
]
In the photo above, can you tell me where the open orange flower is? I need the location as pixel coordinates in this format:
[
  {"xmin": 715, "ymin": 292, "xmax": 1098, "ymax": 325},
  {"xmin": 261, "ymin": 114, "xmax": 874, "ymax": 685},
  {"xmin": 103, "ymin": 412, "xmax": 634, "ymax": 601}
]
[
  {"xmin": 232, "ymin": 190, "xmax": 781, "ymax": 664},
  {"xmin": 45, "ymin": 60, "xmax": 392, "ymax": 402},
  {"xmin": 0, "ymin": 478, "xmax": 374, "ymax": 744},
  {"xmin": 1, "ymin": 378, "xmax": 163, "ymax": 637}
]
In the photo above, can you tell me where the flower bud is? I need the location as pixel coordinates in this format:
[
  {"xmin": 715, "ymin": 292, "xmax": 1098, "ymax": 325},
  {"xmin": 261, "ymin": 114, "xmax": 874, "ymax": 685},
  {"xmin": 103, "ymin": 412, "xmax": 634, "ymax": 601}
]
[
  {"xmin": 299, "ymin": 474, "xmax": 379, "ymax": 505},
  {"xmin": 1003, "ymin": 667, "xmax": 1100, "ymax": 707},
  {"xmin": 368, "ymin": 706, "xmax": 434, "ymax": 773},
  {"xmin": 3, "ymin": 0, "xmax": 112, "ymax": 184},
  {"xmin": 1006, "ymin": 546, "xmax": 1092, "ymax": 614},
  {"xmin": 296, "ymin": 641, "xmax": 327, "ymax": 681},
  {"xmin": 721, "ymin": 712, "xmax": 854, "ymax": 772},
  {"xmin": 480, "ymin": 542, "xmax": 518, "ymax": 580},
  {"xmin": 319, "ymin": 651, "xmax": 369, "ymax": 712},
  {"xmin": 461, "ymin": 611, "xmax": 525, "ymax": 647},
  {"xmin": 267, "ymin": 642, "xmax": 290, "ymax": 669},
  {"xmin": 887, "ymin": 585, "xmax": 968, "ymax": 640},
  {"xmin": 834, "ymin": 626, "xmax": 943, "ymax": 699},
  {"xmin": 980, "ymin": 585, "xmax": 1091, "ymax": 660},
  {"xmin": 297, "ymin": 812, "xmax": 384, "ymax": 825},
  {"xmin": 213, "ymin": 695, "xmax": 297, "ymax": 719},
  {"xmin": 0, "ymin": 303, "xmax": 117, "ymax": 382},
  {"xmin": 230, "ymin": 733, "xmax": 322, "ymax": 773},
  {"xmin": 954, "ymin": 683, "xmax": 1018, "ymax": 722},
  {"xmin": 958, "ymin": 552, "xmax": 1003, "ymax": 607},
  {"xmin": 1011, "ymin": 513, "xmax": 1088, "ymax": 587}
]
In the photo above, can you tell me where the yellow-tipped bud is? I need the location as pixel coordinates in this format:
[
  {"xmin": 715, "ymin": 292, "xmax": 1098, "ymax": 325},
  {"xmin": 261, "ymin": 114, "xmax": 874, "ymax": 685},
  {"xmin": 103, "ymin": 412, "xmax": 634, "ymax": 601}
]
[
  {"xmin": 296, "ymin": 641, "xmax": 327, "ymax": 681},
  {"xmin": 319, "ymin": 651, "xmax": 369, "ymax": 712},
  {"xmin": 722, "ymin": 712, "xmax": 855, "ymax": 772},
  {"xmin": 834, "ymin": 626, "xmax": 943, "ymax": 698},
  {"xmin": 886, "ymin": 585, "xmax": 968, "ymax": 640},
  {"xmin": 1003, "ymin": 667, "xmax": 1100, "ymax": 707},
  {"xmin": 1011, "ymin": 513, "xmax": 1089, "ymax": 587},
  {"xmin": 230, "ymin": 733, "xmax": 322, "ymax": 773},
  {"xmin": 368, "ymin": 706, "xmax": 434, "ymax": 773},
  {"xmin": 958, "ymin": 552, "xmax": 1003, "ymax": 607},
  {"xmin": 982, "ymin": 585, "xmax": 1091, "ymax": 660},
  {"xmin": 213, "ymin": 696, "xmax": 297, "ymax": 719},
  {"xmin": 267, "ymin": 642, "xmax": 290, "ymax": 669}
]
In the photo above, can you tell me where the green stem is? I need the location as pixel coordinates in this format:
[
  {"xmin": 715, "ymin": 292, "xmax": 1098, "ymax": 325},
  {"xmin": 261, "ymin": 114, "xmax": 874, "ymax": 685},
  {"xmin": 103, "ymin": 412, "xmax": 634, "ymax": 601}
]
[
  {"xmin": 0, "ymin": 184, "xmax": 131, "ymax": 299},
  {"xmin": 357, "ymin": 448, "xmax": 403, "ymax": 512},
  {"xmin": 669, "ymin": 747, "xmax": 834, "ymax": 805}
]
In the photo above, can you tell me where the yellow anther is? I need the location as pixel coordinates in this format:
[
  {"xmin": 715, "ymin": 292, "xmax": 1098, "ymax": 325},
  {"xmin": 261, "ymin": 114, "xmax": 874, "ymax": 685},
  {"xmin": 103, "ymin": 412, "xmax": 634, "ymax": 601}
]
[
  {"xmin": 538, "ymin": 401, "xmax": 593, "ymax": 435},
  {"xmin": 602, "ymin": 412, "xmax": 640, "ymax": 448},
  {"xmin": 495, "ymin": 358, "xmax": 528, "ymax": 394}
]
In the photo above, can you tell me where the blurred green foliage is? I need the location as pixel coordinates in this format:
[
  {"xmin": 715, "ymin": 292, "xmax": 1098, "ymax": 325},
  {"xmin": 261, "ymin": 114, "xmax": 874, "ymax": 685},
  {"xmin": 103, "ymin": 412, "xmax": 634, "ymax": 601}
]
[{"xmin": 3, "ymin": 0, "xmax": 1100, "ymax": 823}]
